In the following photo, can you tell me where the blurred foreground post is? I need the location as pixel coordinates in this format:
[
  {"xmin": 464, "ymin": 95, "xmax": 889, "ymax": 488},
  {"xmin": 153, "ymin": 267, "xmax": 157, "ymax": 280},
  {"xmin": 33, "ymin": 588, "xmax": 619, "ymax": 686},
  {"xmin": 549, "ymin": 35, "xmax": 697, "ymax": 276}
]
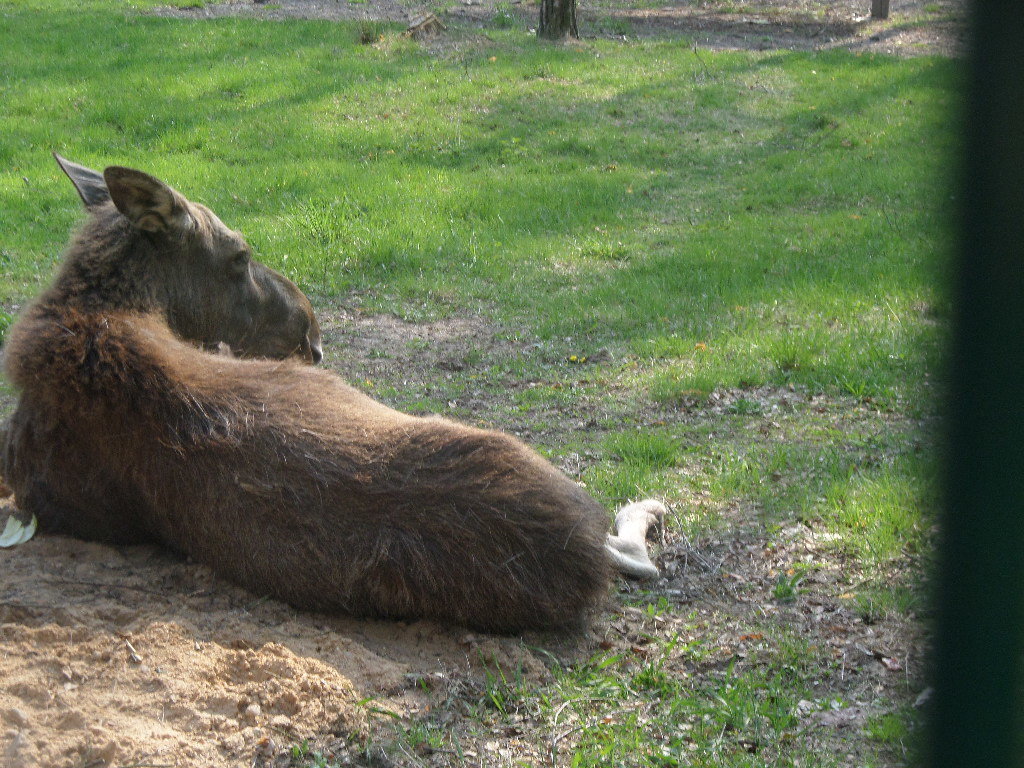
[{"xmin": 931, "ymin": 1, "xmax": 1024, "ymax": 767}]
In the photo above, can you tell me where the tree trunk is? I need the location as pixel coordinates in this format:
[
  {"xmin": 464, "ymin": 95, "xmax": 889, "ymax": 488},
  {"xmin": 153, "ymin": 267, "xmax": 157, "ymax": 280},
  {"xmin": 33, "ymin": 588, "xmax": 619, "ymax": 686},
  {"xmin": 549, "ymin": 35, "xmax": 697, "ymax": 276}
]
[
  {"xmin": 870, "ymin": 0, "xmax": 889, "ymax": 19},
  {"xmin": 538, "ymin": 0, "xmax": 578, "ymax": 40}
]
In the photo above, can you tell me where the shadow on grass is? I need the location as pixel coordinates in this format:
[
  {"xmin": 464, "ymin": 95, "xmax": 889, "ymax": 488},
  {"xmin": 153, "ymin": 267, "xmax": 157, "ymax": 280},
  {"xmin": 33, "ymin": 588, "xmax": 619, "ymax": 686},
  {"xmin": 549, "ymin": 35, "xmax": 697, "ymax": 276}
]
[{"xmin": 0, "ymin": 8, "xmax": 956, "ymax": 403}]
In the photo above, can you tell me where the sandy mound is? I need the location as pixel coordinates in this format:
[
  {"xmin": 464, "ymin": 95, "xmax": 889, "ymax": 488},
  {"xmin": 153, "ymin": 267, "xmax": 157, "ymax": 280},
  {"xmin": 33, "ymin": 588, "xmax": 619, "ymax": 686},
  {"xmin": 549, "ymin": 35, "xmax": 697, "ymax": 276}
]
[{"xmin": 0, "ymin": 506, "xmax": 562, "ymax": 768}]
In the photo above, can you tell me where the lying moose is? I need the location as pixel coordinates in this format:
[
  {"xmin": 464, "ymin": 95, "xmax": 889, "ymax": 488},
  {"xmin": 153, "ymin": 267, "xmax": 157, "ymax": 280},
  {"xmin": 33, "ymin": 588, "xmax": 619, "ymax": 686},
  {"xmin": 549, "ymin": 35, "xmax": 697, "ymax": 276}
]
[{"xmin": 0, "ymin": 155, "xmax": 663, "ymax": 632}]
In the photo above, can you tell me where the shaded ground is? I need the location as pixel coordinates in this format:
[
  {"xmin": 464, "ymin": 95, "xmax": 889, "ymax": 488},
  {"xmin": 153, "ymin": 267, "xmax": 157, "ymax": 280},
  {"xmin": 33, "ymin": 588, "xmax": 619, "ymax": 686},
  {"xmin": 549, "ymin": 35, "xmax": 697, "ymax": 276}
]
[{"xmin": 156, "ymin": 0, "xmax": 967, "ymax": 57}]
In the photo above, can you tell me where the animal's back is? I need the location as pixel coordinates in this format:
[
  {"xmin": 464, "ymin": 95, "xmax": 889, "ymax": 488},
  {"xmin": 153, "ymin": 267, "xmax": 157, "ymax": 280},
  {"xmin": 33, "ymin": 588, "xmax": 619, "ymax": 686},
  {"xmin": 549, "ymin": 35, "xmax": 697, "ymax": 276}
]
[
  {"xmin": 1, "ymin": 156, "xmax": 615, "ymax": 633},
  {"xmin": 4, "ymin": 308, "xmax": 611, "ymax": 631}
]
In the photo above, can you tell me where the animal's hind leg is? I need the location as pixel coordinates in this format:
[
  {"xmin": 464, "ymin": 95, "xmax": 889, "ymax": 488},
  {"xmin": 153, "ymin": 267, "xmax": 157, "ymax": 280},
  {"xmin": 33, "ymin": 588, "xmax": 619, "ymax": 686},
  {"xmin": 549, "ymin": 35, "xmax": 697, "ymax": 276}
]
[
  {"xmin": 605, "ymin": 499, "xmax": 666, "ymax": 579},
  {"xmin": 0, "ymin": 502, "xmax": 37, "ymax": 547},
  {"xmin": 0, "ymin": 418, "xmax": 37, "ymax": 547}
]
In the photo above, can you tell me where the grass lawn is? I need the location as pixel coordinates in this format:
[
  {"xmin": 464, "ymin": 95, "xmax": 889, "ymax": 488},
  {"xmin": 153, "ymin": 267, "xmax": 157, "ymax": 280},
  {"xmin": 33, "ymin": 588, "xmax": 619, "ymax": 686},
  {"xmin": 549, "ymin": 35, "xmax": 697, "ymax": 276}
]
[{"xmin": 0, "ymin": 1, "xmax": 957, "ymax": 765}]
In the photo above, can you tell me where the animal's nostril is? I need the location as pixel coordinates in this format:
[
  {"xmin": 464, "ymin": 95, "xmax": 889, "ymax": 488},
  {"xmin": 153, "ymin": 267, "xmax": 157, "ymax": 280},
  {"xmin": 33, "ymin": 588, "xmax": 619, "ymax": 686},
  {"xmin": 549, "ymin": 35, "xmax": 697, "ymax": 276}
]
[{"xmin": 310, "ymin": 341, "xmax": 323, "ymax": 365}]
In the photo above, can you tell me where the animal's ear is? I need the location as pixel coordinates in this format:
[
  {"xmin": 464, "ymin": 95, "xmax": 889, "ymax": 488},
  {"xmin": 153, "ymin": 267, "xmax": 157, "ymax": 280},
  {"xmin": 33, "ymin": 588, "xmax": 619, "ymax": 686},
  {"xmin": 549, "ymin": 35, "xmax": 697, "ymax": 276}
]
[
  {"xmin": 54, "ymin": 153, "xmax": 110, "ymax": 209},
  {"xmin": 103, "ymin": 166, "xmax": 192, "ymax": 234}
]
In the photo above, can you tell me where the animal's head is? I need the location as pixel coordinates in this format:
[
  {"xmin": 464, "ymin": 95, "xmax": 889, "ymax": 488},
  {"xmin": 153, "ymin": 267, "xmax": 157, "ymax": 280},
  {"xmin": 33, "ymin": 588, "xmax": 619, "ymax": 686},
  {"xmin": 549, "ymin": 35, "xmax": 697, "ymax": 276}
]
[{"xmin": 53, "ymin": 154, "xmax": 323, "ymax": 364}]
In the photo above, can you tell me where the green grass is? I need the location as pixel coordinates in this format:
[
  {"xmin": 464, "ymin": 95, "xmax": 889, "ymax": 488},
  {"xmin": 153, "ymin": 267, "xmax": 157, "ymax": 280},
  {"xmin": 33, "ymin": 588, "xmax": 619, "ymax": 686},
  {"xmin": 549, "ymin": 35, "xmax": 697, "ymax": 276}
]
[
  {"xmin": 489, "ymin": 2, "xmax": 519, "ymax": 28},
  {"xmin": 0, "ymin": 2, "xmax": 954, "ymax": 766},
  {"xmin": 584, "ymin": 432, "xmax": 680, "ymax": 504},
  {"xmin": 478, "ymin": 633, "xmax": 825, "ymax": 767},
  {"xmin": 0, "ymin": 4, "xmax": 955, "ymax": 411}
]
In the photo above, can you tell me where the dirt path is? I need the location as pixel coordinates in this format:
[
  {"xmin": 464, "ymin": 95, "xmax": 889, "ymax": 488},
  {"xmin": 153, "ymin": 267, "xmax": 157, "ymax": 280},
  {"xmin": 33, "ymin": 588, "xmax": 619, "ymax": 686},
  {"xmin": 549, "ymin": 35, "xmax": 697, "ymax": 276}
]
[{"xmin": 157, "ymin": 0, "xmax": 966, "ymax": 57}]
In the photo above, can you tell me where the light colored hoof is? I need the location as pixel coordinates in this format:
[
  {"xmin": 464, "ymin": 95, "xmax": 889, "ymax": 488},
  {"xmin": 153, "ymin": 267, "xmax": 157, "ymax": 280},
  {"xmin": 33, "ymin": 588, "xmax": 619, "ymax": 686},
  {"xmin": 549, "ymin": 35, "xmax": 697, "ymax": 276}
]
[
  {"xmin": 0, "ymin": 512, "xmax": 37, "ymax": 548},
  {"xmin": 607, "ymin": 499, "xmax": 667, "ymax": 580},
  {"xmin": 606, "ymin": 539, "xmax": 660, "ymax": 580},
  {"xmin": 614, "ymin": 499, "xmax": 667, "ymax": 536}
]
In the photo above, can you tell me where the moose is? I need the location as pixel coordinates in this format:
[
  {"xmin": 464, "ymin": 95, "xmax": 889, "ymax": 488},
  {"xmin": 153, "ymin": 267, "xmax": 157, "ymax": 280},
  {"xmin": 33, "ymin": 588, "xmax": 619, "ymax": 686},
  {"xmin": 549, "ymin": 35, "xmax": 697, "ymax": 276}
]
[{"xmin": 0, "ymin": 155, "xmax": 664, "ymax": 632}]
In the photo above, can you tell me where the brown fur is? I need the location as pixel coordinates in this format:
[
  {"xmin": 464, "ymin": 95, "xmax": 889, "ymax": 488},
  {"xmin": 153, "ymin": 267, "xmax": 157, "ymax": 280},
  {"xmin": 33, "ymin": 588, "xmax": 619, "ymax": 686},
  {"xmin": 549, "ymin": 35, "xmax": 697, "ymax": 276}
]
[{"xmin": 1, "ymin": 159, "xmax": 610, "ymax": 632}]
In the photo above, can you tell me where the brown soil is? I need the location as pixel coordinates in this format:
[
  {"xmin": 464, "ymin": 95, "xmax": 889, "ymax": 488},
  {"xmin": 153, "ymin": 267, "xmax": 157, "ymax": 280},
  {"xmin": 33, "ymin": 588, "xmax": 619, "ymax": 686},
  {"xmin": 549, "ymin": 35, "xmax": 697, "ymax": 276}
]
[{"xmin": 0, "ymin": 500, "xmax": 568, "ymax": 768}]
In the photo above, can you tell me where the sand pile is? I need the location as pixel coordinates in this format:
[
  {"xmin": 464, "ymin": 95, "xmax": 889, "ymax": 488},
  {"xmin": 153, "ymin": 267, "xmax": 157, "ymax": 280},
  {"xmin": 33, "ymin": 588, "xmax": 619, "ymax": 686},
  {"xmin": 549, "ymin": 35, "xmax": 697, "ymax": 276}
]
[{"xmin": 0, "ymin": 520, "xmax": 556, "ymax": 768}]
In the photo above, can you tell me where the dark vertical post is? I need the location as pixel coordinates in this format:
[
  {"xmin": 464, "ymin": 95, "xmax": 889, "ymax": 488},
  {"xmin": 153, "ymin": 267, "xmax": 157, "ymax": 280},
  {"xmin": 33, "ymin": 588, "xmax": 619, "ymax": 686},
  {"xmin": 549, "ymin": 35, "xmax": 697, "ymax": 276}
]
[
  {"xmin": 870, "ymin": 0, "xmax": 889, "ymax": 19},
  {"xmin": 931, "ymin": 2, "xmax": 1024, "ymax": 767},
  {"xmin": 538, "ymin": 0, "xmax": 578, "ymax": 40}
]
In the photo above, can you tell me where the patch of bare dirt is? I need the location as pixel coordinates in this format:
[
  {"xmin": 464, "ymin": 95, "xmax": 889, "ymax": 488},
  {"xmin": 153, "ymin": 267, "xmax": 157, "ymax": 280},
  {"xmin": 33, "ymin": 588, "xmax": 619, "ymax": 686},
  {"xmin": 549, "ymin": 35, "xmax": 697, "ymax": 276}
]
[
  {"xmin": 315, "ymin": 307, "xmax": 627, "ymax": 441},
  {"xmin": 577, "ymin": 0, "xmax": 967, "ymax": 56},
  {"xmin": 156, "ymin": 0, "xmax": 966, "ymax": 57},
  {"xmin": 320, "ymin": 309, "xmax": 518, "ymax": 382},
  {"xmin": 0, "ymin": 515, "xmax": 574, "ymax": 767},
  {"xmin": 153, "ymin": 0, "xmax": 413, "ymax": 22}
]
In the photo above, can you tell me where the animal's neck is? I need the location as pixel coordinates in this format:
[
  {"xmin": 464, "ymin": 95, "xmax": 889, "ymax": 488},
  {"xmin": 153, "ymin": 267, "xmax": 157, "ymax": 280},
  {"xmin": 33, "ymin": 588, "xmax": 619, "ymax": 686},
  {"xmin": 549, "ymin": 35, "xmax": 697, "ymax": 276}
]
[{"xmin": 43, "ymin": 209, "xmax": 164, "ymax": 317}]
